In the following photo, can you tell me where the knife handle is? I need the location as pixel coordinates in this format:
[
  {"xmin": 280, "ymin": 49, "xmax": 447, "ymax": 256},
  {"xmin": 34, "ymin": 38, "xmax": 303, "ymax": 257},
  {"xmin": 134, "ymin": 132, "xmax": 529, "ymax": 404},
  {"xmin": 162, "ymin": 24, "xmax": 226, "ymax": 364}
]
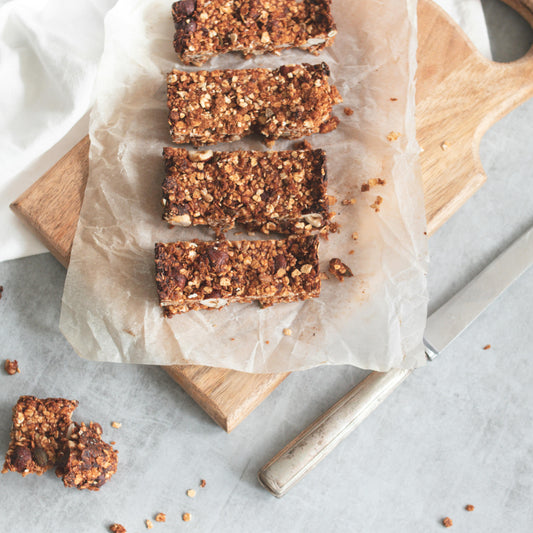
[{"xmin": 258, "ymin": 368, "xmax": 412, "ymax": 497}]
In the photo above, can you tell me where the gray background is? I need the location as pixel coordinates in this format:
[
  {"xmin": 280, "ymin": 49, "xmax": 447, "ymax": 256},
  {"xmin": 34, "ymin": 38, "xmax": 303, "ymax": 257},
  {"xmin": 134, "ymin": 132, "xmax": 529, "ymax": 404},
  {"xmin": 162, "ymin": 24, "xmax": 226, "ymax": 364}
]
[{"xmin": 1, "ymin": 1, "xmax": 532, "ymax": 531}]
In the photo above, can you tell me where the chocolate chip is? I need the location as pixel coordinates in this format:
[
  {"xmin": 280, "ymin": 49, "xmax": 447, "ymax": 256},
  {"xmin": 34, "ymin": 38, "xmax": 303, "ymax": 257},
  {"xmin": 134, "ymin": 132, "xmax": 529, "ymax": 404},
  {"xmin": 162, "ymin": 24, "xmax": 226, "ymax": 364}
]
[
  {"xmin": 12, "ymin": 446, "xmax": 32, "ymax": 472},
  {"xmin": 206, "ymin": 247, "xmax": 229, "ymax": 272},
  {"xmin": 32, "ymin": 446, "xmax": 48, "ymax": 467},
  {"xmin": 274, "ymin": 255, "xmax": 287, "ymax": 272},
  {"xmin": 175, "ymin": 274, "xmax": 187, "ymax": 289},
  {"xmin": 176, "ymin": 0, "xmax": 196, "ymax": 16},
  {"xmin": 209, "ymin": 289, "xmax": 222, "ymax": 299},
  {"xmin": 175, "ymin": 18, "xmax": 197, "ymax": 35}
]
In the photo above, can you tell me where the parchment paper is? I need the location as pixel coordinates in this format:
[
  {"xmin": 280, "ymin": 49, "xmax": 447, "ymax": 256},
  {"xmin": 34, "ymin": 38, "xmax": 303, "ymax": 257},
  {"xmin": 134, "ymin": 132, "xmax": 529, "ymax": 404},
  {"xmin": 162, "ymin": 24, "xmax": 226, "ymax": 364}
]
[{"xmin": 60, "ymin": 0, "xmax": 428, "ymax": 372}]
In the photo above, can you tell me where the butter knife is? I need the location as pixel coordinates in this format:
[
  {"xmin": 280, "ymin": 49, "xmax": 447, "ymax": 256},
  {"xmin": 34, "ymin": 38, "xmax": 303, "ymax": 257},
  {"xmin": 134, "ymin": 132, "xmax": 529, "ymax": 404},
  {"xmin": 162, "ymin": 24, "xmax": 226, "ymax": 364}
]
[{"xmin": 258, "ymin": 224, "xmax": 533, "ymax": 497}]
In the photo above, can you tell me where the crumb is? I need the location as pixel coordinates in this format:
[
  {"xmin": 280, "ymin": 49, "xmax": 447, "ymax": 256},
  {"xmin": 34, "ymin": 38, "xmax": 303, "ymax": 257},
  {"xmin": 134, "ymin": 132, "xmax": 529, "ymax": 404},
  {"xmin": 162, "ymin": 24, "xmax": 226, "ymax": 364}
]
[
  {"xmin": 327, "ymin": 195, "xmax": 337, "ymax": 206},
  {"xmin": 200, "ymin": 479, "xmax": 207, "ymax": 488},
  {"xmin": 110, "ymin": 441, "xmax": 116, "ymax": 445},
  {"xmin": 348, "ymin": 250, "xmax": 355, "ymax": 255},
  {"xmin": 282, "ymin": 328, "xmax": 292, "ymax": 336},
  {"xmin": 465, "ymin": 505, "xmax": 474, "ymax": 512},
  {"xmin": 294, "ymin": 139, "xmax": 312, "ymax": 150},
  {"xmin": 319, "ymin": 272, "xmax": 329, "ymax": 281},
  {"xmin": 111, "ymin": 421, "xmax": 122, "ymax": 429},
  {"xmin": 110, "ymin": 525, "xmax": 126, "ymax": 533},
  {"xmin": 387, "ymin": 131, "xmax": 401, "ymax": 141},
  {"xmin": 0, "ymin": 286, "xmax": 3, "ymax": 300},
  {"xmin": 343, "ymin": 107, "xmax": 354, "ymax": 116},
  {"xmin": 328, "ymin": 258, "xmax": 354, "ymax": 282},
  {"xmin": 265, "ymin": 340, "xmax": 270, "ymax": 344},
  {"xmin": 329, "ymin": 222, "xmax": 340, "ymax": 233},
  {"xmin": 265, "ymin": 139, "xmax": 276, "ymax": 148},
  {"xmin": 341, "ymin": 198, "xmax": 356, "ymax": 205},
  {"xmin": 4, "ymin": 359, "xmax": 19, "ymax": 375},
  {"xmin": 361, "ymin": 183, "xmax": 370, "ymax": 192},
  {"xmin": 182, "ymin": 513, "xmax": 191, "ymax": 522},
  {"xmin": 483, "ymin": 344, "xmax": 491, "ymax": 350},
  {"xmin": 145, "ymin": 519, "xmax": 153, "ymax": 529},
  {"xmin": 186, "ymin": 489, "xmax": 196, "ymax": 498},
  {"xmin": 390, "ymin": 97, "xmax": 398, "ymax": 101},
  {"xmin": 440, "ymin": 141, "xmax": 450, "ymax": 151},
  {"xmin": 370, "ymin": 196, "xmax": 383, "ymax": 212},
  {"xmin": 230, "ymin": 337, "xmax": 235, "ymax": 341},
  {"xmin": 368, "ymin": 178, "xmax": 379, "ymax": 187},
  {"xmin": 423, "ymin": 231, "xmax": 427, "ymax": 235},
  {"xmin": 247, "ymin": 231, "xmax": 256, "ymax": 236},
  {"xmin": 442, "ymin": 517, "xmax": 453, "ymax": 528},
  {"xmin": 155, "ymin": 513, "xmax": 166, "ymax": 522},
  {"xmin": 351, "ymin": 232, "xmax": 358, "ymax": 241},
  {"xmin": 234, "ymin": 231, "xmax": 242, "ymax": 236}
]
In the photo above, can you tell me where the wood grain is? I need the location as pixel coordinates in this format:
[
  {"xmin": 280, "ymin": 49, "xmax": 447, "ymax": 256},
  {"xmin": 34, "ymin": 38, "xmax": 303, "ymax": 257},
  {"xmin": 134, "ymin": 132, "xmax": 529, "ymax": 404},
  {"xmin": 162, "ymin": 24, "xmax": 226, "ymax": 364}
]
[{"xmin": 10, "ymin": 0, "xmax": 533, "ymax": 432}]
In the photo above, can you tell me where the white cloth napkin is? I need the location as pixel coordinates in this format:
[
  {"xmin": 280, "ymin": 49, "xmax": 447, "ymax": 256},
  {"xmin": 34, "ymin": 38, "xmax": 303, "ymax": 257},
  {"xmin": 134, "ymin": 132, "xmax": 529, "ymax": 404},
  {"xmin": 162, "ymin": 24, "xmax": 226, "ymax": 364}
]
[{"xmin": 0, "ymin": 0, "xmax": 490, "ymax": 263}]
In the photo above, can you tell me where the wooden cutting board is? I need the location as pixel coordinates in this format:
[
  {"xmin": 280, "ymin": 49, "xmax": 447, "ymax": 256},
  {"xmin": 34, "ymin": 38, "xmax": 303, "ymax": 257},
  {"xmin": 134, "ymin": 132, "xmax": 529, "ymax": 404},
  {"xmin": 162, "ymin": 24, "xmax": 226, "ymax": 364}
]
[{"xmin": 11, "ymin": 0, "xmax": 533, "ymax": 432}]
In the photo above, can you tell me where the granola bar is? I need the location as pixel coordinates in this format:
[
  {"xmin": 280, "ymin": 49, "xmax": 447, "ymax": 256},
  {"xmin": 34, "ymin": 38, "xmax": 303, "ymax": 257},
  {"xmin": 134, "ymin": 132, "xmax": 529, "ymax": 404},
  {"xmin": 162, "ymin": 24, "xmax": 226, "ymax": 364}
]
[
  {"xmin": 155, "ymin": 235, "xmax": 320, "ymax": 315},
  {"xmin": 56, "ymin": 422, "xmax": 118, "ymax": 491},
  {"xmin": 172, "ymin": 0, "xmax": 337, "ymax": 66},
  {"xmin": 167, "ymin": 62, "xmax": 342, "ymax": 146},
  {"xmin": 162, "ymin": 147, "xmax": 329, "ymax": 234},
  {"xmin": 2, "ymin": 396, "xmax": 78, "ymax": 476}
]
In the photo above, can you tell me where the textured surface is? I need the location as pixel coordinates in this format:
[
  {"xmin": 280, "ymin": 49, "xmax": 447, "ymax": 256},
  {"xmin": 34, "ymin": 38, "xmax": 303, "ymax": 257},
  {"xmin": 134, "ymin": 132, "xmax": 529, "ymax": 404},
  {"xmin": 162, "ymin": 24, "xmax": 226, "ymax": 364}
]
[{"xmin": 1, "ymin": 2, "xmax": 533, "ymax": 533}]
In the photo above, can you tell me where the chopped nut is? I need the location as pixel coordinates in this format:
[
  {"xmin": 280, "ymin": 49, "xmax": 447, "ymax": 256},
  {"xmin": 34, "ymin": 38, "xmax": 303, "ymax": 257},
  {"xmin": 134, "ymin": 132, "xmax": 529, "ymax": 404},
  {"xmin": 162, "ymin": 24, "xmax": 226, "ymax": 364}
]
[
  {"xmin": 442, "ymin": 517, "xmax": 453, "ymax": 528},
  {"xmin": 440, "ymin": 141, "xmax": 449, "ymax": 151},
  {"xmin": 465, "ymin": 505, "xmax": 475, "ymax": 512},
  {"xmin": 300, "ymin": 264, "xmax": 313, "ymax": 274},
  {"xmin": 188, "ymin": 150, "xmax": 213, "ymax": 162},
  {"xmin": 351, "ymin": 232, "xmax": 358, "ymax": 240},
  {"xmin": 182, "ymin": 513, "xmax": 192, "ymax": 522},
  {"xmin": 283, "ymin": 328, "xmax": 292, "ymax": 336},
  {"xmin": 110, "ymin": 525, "xmax": 126, "ymax": 533},
  {"xmin": 4, "ymin": 359, "xmax": 19, "ymax": 375},
  {"xmin": 155, "ymin": 513, "xmax": 166, "ymax": 522},
  {"xmin": 111, "ymin": 421, "xmax": 122, "ymax": 429},
  {"xmin": 343, "ymin": 107, "xmax": 354, "ymax": 116},
  {"xmin": 387, "ymin": 131, "xmax": 401, "ymax": 141},
  {"xmin": 483, "ymin": 344, "xmax": 491, "ymax": 350},
  {"xmin": 145, "ymin": 519, "xmax": 153, "ymax": 529},
  {"xmin": 186, "ymin": 489, "xmax": 196, "ymax": 498},
  {"xmin": 328, "ymin": 258, "xmax": 354, "ymax": 282},
  {"xmin": 200, "ymin": 479, "xmax": 207, "ymax": 488}
]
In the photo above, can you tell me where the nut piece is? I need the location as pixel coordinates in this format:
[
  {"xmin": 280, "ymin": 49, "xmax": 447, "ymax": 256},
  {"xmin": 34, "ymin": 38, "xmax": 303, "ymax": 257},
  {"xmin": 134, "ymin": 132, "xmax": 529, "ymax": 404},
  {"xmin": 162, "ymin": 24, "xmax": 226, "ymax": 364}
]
[
  {"xmin": 145, "ymin": 519, "xmax": 153, "ymax": 529},
  {"xmin": 186, "ymin": 489, "xmax": 196, "ymax": 498},
  {"xmin": 182, "ymin": 513, "xmax": 192, "ymax": 522},
  {"xmin": 155, "ymin": 513, "xmax": 166, "ymax": 522},
  {"xmin": 4, "ymin": 359, "xmax": 19, "ymax": 375},
  {"xmin": 111, "ymin": 421, "xmax": 122, "ymax": 429},
  {"xmin": 328, "ymin": 258, "xmax": 354, "ymax": 282},
  {"xmin": 442, "ymin": 517, "xmax": 453, "ymax": 528},
  {"xmin": 188, "ymin": 150, "xmax": 213, "ymax": 162},
  {"xmin": 110, "ymin": 525, "xmax": 126, "ymax": 533}
]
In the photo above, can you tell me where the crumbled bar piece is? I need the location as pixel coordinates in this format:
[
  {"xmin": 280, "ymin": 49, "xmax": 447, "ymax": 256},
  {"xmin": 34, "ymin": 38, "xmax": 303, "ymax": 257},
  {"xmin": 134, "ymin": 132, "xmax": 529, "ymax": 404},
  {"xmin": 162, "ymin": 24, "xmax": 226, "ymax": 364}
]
[
  {"xmin": 442, "ymin": 517, "xmax": 453, "ymax": 528},
  {"xmin": 182, "ymin": 513, "xmax": 192, "ymax": 522},
  {"xmin": 172, "ymin": 0, "xmax": 336, "ymax": 66},
  {"xmin": 294, "ymin": 139, "xmax": 313, "ymax": 150},
  {"xmin": 387, "ymin": 131, "xmax": 401, "ymax": 141},
  {"xmin": 361, "ymin": 183, "xmax": 370, "ymax": 192},
  {"xmin": 145, "ymin": 519, "xmax": 153, "ymax": 529},
  {"xmin": 186, "ymin": 489, "xmax": 196, "ymax": 498},
  {"xmin": 200, "ymin": 478, "xmax": 207, "ymax": 487},
  {"xmin": 465, "ymin": 504, "xmax": 475, "ymax": 512},
  {"xmin": 328, "ymin": 258, "xmax": 354, "ymax": 282},
  {"xmin": 110, "ymin": 525, "xmax": 126, "ymax": 533},
  {"xmin": 483, "ymin": 344, "xmax": 491, "ymax": 350},
  {"xmin": 2, "ymin": 396, "xmax": 78, "ymax": 476},
  {"xmin": 111, "ymin": 421, "xmax": 122, "ymax": 429},
  {"xmin": 370, "ymin": 196, "xmax": 383, "ymax": 212},
  {"xmin": 343, "ymin": 107, "xmax": 354, "ymax": 116},
  {"xmin": 167, "ymin": 63, "xmax": 342, "ymax": 146},
  {"xmin": 155, "ymin": 513, "xmax": 166, "ymax": 522},
  {"xmin": 57, "ymin": 422, "xmax": 118, "ymax": 491},
  {"xmin": 155, "ymin": 235, "xmax": 320, "ymax": 315},
  {"xmin": 162, "ymin": 147, "xmax": 329, "ymax": 234},
  {"xmin": 4, "ymin": 359, "xmax": 19, "ymax": 375}
]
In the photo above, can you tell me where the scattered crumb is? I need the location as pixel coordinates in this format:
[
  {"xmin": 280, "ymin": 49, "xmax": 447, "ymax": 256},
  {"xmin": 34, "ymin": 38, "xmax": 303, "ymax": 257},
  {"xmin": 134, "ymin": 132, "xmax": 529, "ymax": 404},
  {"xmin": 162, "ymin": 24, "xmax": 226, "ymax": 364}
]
[
  {"xmin": 328, "ymin": 222, "xmax": 340, "ymax": 233},
  {"xmin": 145, "ymin": 519, "xmax": 153, "ymax": 529},
  {"xmin": 234, "ymin": 231, "xmax": 243, "ymax": 236},
  {"xmin": 328, "ymin": 258, "xmax": 354, "ymax": 282},
  {"xmin": 4, "ymin": 359, "xmax": 20, "ymax": 375},
  {"xmin": 442, "ymin": 517, "xmax": 453, "ymax": 528},
  {"xmin": 440, "ymin": 141, "xmax": 450, "ymax": 151},
  {"xmin": 370, "ymin": 196, "xmax": 383, "ymax": 212},
  {"xmin": 348, "ymin": 250, "xmax": 355, "ymax": 255},
  {"xmin": 247, "ymin": 231, "xmax": 256, "ymax": 236},
  {"xmin": 319, "ymin": 272, "xmax": 329, "ymax": 281},
  {"xmin": 230, "ymin": 337, "xmax": 235, "ymax": 341},
  {"xmin": 282, "ymin": 328, "xmax": 292, "ymax": 337},
  {"xmin": 110, "ymin": 441, "xmax": 116, "ymax": 446},
  {"xmin": 182, "ymin": 513, "xmax": 191, "ymax": 522},
  {"xmin": 387, "ymin": 131, "xmax": 401, "ymax": 141},
  {"xmin": 0, "ymin": 286, "xmax": 3, "ymax": 299},
  {"xmin": 465, "ymin": 505, "xmax": 475, "ymax": 512},
  {"xmin": 265, "ymin": 340, "xmax": 270, "ymax": 344},
  {"xmin": 361, "ymin": 183, "xmax": 370, "ymax": 192},
  {"xmin": 327, "ymin": 195, "xmax": 337, "ymax": 206},
  {"xmin": 265, "ymin": 139, "xmax": 276, "ymax": 148},
  {"xmin": 483, "ymin": 344, "xmax": 491, "ymax": 350},
  {"xmin": 200, "ymin": 479, "xmax": 207, "ymax": 488},
  {"xmin": 423, "ymin": 231, "xmax": 427, "ymax": 235},
  {"xmin": 390, "ymin": 97, "xmax": 398, "ymax": 101},
  {"xmin": 343, "ymin": 107, "xmax": 354, "ymax": 116},
  {"xmin": 111, "ymin": 421, "xmax": 122, "ymax": 429},
  {"xmin": 110, "ymin": 525, "xmax": 126, "ymax": 533},
  {"xmin": 341, "ymin": 197, "xmax": 357, "ymax": 205},
  {"xmin": 186, "ymin": 489, "xmax": 196, "ymax": 498},
  {"xmin": 155, "ymin": 513, "xmax": 166, "ymax": 522},
  {"xmin": 294, "ymin": 139, "xmax": 312, "ymax": 150},
  {"xmin": 351, "ymin": 232, "xmax": 358, "ymax": 241}
]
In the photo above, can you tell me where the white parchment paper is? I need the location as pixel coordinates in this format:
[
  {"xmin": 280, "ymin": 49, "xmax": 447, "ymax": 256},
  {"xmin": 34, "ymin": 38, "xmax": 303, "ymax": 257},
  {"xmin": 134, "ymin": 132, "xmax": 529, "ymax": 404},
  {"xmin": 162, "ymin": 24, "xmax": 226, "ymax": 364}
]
[{"xmin": 60, "ymin": 0, "xmax": 428, "ymax": 372}]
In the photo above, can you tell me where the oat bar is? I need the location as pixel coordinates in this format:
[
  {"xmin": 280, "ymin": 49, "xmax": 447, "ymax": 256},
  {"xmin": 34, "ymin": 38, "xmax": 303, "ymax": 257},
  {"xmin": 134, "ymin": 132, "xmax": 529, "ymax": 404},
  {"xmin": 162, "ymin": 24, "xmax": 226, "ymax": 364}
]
[
  {"xmin": 56, "ymin": 422, "xmax": 118, "ymax": 491},
  {"xmin": 162, "ymin": 147, "xmax": 329, "ymax": 234},
  {"xmin": 167, "ymin": 62, "xmax": 342, "ymax": 146},
  {"xmin": 172, "ymin": 0, "xmax": 337, "ymax": 66},
  {"xmin": 155, "ymin": 235, "xmax": 320, "ymax": 315},
  {"xmin": 2, "ymin": 396, "xmax": 78, "ymax": 476}
]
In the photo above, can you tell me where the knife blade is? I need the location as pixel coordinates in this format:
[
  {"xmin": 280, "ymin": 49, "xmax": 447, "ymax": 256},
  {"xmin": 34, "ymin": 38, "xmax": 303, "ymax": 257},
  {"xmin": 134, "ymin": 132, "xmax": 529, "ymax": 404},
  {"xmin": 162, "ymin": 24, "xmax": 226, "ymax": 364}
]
[{"xmin": 258, "ymin": 224, "xmax": 533, "ymax": 497}]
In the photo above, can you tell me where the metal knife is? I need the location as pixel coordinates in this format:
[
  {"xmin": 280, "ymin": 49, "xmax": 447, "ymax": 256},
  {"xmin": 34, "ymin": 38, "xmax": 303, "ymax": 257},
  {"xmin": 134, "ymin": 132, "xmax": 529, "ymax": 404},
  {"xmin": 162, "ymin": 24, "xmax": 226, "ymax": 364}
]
[{"xmin": 258, "ymin": 224, "xmax": 533, "ymax": 497}]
